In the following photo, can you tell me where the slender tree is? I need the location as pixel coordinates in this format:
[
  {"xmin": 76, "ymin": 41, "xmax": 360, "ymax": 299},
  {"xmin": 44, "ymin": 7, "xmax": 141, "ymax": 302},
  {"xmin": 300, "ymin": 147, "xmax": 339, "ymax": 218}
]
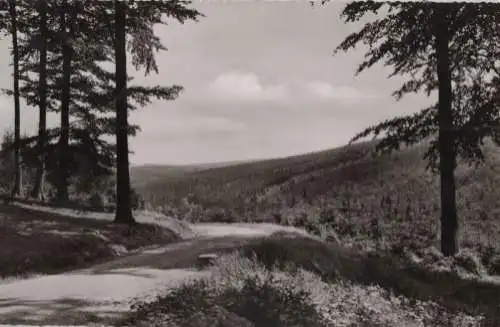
[
  {"xmin": 1, "ymin": 0, "xmax": 200, "ymax": 211},
  {"xmin": 7, "ymin": 0, "xmax": 21, "ymax": 197},
  {"xmin": 102, "ymin": 0, "xmax": 201, "ymax": 223},
  {"xmin": 30, "ymin": 0, "xmax": 49, "ymax": 200},
  {"xmin": 113, "ymin": 0, "xmax": 134, "ymax": 224},
  {"xmin": 55, "ymin": 0, "xmax": 77, "ymax": 202},
  {"xmin": 0, "ymin": 0, "xmax": 25, "ymax": 198},
  {"xmin": 332, "ymin": 2, "xmax": 500, "ymax": 256},
  {"xmin": 8, "ymin": 1, "xmax": 189, "ymax": 206},
  {"xmin": 434, "ymin": 5, "xmax": 457, "ymax": 255},
  {"xmin": 12, "ymin": 1, "xmax": 119, "ymax": 202}
]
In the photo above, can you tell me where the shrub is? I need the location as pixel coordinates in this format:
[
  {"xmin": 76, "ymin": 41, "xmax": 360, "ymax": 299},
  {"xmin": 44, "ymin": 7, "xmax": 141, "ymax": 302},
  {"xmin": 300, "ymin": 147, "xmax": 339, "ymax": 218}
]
[
  {"xmin": 208, "ymin": 209, "xmax": 237, "ymax": 223},
  {"xmin": 120, "ymin": 250, "xmax": 485, "ymax": 327},
  {"xmin": 120, "ymin": 264, "xmax": 326, "ymax": 327},
  {"xmin": 130, "ymin": 188, "xmax": 144, "ymax": 210},
  {"xmin": 222, "ymin": 274, "xmax": 325, "ymax": 327},
  {"xmin": 487, "ymin": 255, "xmax": 500, "ymax": 275},
  {"xmin": 87, "ymin": 193, "xmax": 105, "ymax": 210},
  {"xmin": 237, "ymin": 235, "xmax": 348, "ymax": 281}
]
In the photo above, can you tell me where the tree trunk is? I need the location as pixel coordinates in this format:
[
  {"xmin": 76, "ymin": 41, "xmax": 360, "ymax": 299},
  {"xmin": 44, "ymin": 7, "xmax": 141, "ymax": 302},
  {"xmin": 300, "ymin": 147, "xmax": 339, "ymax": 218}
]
[
  {"xmin": 435, "ymin": 7, "xmax": 458, "ymax": 257},
  {"xmin": 31, "ymin": 0, "xmax": 48, "ymax": 201},
  {"xmin": 8, "ymin": 0, "xmax": 22, "ymax": 198},
  {"xmin": 113, "ymin": 0, "xmax": 134, "ymax": 224},
  {"xmin": 56, "ymin": 0, "xmax": 72, "ymax": 203}
]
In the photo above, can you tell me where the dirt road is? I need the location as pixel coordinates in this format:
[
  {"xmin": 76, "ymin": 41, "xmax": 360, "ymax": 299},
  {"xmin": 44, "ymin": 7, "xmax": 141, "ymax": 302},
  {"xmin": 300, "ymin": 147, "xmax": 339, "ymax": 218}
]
[{"xmin": 0, "ymin": 221, "xmax": 308, "ymax": 326}]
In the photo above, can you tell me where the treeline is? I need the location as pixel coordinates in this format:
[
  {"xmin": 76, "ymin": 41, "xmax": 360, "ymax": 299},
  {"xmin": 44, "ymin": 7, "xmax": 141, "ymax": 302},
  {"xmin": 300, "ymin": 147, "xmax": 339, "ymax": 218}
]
[{"xmin": 0, "ymin": 0, "xmax": 201, "ymax": 223}]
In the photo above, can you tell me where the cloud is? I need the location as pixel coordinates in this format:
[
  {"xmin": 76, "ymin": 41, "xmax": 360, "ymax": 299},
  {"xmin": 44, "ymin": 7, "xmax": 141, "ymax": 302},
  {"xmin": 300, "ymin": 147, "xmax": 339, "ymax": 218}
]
[
  {"xmin": 205, "ymin": 74, "xmax": 378, "ymax": 106},
  {"xmin": 207, "ymin": 71, "xmax": 289, "ymax": 102},
  {"xmin": 305, "ymin": 80, "xmax": 377, "ymax": 103},
  {"xmin": 132, "ymin": 108, "xmax": 247, "ymax": 138},
  {"xmin": 163, "ymin": 116, "xmax": 247, "ymax": 134}
]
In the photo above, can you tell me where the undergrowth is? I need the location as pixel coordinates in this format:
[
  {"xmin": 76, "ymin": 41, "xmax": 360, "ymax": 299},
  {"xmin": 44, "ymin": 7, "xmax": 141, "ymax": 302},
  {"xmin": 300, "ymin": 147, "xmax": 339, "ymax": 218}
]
[{"xmin": 119, "ymin": 251, "xmax": 484, "ymax": 327}]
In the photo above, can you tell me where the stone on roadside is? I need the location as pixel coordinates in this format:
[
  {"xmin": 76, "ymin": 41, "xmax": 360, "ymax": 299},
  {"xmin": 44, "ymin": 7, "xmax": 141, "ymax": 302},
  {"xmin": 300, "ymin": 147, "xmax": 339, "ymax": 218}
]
[{"xmin": 196, "ymin": 253, "xmax": 218, "ymax": 269}]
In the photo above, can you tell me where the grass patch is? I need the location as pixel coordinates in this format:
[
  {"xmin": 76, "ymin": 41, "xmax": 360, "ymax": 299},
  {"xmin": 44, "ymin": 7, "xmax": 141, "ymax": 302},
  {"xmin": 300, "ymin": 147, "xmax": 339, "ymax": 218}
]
[{"xmin": 0, "ymin": 204, "xmax": 181, "ymax": 278}]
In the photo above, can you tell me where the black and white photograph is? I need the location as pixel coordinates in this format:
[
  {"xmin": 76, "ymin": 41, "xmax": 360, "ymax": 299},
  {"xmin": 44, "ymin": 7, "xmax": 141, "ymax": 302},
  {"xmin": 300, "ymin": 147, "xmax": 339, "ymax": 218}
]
[{"xmin": 0, "ymin": 0, "xmax": 499, "ymax": 326}]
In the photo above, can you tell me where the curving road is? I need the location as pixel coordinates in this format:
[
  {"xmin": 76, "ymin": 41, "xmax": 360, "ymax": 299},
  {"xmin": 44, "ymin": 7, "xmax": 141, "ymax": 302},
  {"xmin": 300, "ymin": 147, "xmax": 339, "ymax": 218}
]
[{"xmin": 0, "ymin": 213, "xmax": 313, "ymax": 326}]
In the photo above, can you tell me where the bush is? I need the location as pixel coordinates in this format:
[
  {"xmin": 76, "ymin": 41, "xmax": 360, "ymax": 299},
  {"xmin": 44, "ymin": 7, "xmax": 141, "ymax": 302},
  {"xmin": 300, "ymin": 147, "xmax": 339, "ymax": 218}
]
[
  {"xmin": 208, "ymin": 209, "xmax": 237, "ymax": 223},
  {"xmin": 119, "ymin": 250, "xmax": 485, "ymax": 327},
  {"xmin": 130, "ymin": 188, "xmax": 143, "ymax": 210},
  {"xmin": 87, "ymin": 193, "xmax": 105, "ymax": 210},
  {"xmin": 0, "ymin": 130, "xmax": 16, "ymax": 192},
  {"xmin": 120, "ymin": 271, "xmax": 326, "ymax": 327},
  {"xmin": 238, "ymin": 235, "xmax": 347, "ymax": 281},
  {"xmin": 224, "ymin": 275, "xmax": 325, "ymax": 327}
]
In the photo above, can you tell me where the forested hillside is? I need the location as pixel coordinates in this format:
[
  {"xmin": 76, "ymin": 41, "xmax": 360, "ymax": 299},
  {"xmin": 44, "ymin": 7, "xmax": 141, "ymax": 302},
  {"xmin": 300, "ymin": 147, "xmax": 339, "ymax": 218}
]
[{"xmin": 134, "ymin": 139, "xmax": 500, "ymax": 253}]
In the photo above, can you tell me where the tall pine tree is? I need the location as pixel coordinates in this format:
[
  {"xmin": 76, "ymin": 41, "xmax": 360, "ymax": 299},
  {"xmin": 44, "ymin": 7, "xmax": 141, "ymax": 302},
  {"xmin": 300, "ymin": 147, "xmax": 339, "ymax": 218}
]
[
  {"xmin": 333, "ymin": 1, "xmax": 500, "ymax": 255},
  {"xmin": 101, "ymin": 0, "xmax": 201, "ymax": 223},
  {"xmin": 30, "ymin": 0, "xmax": 49, "ymax": 200},
  {"xmin": 113, "ymin": 0, "xmax": 133, "ymax": 223},
  {"xmin": 7, "ymin": 0, "xmax": 21, "ymax": 197}
]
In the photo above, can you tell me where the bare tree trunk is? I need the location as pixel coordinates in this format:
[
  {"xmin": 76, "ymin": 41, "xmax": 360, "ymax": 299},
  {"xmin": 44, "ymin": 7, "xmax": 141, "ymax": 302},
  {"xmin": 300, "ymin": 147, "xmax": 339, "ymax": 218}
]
[
  {"xmin": 113, "ymin": 0, "xmax": 134, "ymax": 224},
  {"xmin": 31, "ymin": 0, "xmax": 48, "ymax": 201},
  {"xmin": 56, "ymin": 0, "xmax": 73, "ymax": 203},
  {"xmin": 435, "ymin": 6, "xmax": 458, "ymax": 257},
  {"xmin": 30, "ymin": 0, "xmax": 48, "ymax": 201},
  {"xmin": 8, "ymin": 0, "xmax": 22, "ymax": 198}
]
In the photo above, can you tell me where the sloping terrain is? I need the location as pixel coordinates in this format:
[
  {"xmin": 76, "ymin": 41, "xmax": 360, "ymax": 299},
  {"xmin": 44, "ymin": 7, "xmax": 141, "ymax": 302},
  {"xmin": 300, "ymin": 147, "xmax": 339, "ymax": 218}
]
[
  {"xmin": 3, "ymin": 226, "xmax": 499, "ymax": 326},
  {"xmin": 132, "ymin": 141, "xmax": 375, "ymax": 219},
  {"xmin": 0, "ymin": 203, "xmax": 190, "ymax": 279},
  {"xmin": 0, "ymin": 206, "xmax": 321, "ymax": 326},
  {"xmin": 3, "ymin": 141, "xmax": 496, "ymax": 326},
  {"xmin": 2, "ymin": 203, "xmax": 500, "ymax": 326},
  {"xmin": 116, "ymin": 234, "xmax": 499, "ymax": 327},
  {"xmin": 130, "ymin": 160, "xmax": 255, "ymax": 189},
  {"xmin": 133, "ymin": 140, "xmax": 500, "ymax": 257},
  {"xmin": 130, "ymin": 165, "xmax": 204, "ymax": 189}
]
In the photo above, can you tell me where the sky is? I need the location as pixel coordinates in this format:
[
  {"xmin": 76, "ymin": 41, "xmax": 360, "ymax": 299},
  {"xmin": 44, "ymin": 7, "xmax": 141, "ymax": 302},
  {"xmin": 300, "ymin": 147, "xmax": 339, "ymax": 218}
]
[{"xmin": 0, "ymin": 1, "xmax": 434, "ymax": 166}]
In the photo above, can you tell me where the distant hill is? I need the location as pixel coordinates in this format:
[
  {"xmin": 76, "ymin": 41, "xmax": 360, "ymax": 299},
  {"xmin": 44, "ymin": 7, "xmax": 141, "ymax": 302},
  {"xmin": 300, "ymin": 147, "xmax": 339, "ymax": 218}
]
[
  {"xmin": 130, "ymin": 160, "xmax": 256, "ymax": 188},
  {"xmin": 131, "ymin": 140, "xmax": 408, "ymax": 215},
  {"xmin": 132, "ymin": 139, "xmax": 500, "ymax": 251},
  {"xmin": 130, "ymin": 165, "xmax": 203, "ymax": 188}
]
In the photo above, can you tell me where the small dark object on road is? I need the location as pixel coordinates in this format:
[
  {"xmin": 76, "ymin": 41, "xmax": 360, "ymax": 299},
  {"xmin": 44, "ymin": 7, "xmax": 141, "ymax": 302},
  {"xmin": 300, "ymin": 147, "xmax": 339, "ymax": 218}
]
[{"xmin": 196, "ymin": 253, "xmax": 218, "ymax": 270}]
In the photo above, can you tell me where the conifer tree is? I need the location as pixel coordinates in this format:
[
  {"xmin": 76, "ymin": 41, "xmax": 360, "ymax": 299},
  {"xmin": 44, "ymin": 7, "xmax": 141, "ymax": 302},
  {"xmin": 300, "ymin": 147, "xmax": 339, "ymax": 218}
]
[
  {"xmin": 102, "ymin": 0, "xmax": 201, "ymax": 224},
  {"xmin": 333, "ymin": 1, "xmax": 500, "ymax": 255},
  {"xmin": 8, "ymin": 0, "xmax": 21, "ymax": 197},
  {"xmin": 29, "ymin": 0, "xmax": 49, "ymax": 200}
]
